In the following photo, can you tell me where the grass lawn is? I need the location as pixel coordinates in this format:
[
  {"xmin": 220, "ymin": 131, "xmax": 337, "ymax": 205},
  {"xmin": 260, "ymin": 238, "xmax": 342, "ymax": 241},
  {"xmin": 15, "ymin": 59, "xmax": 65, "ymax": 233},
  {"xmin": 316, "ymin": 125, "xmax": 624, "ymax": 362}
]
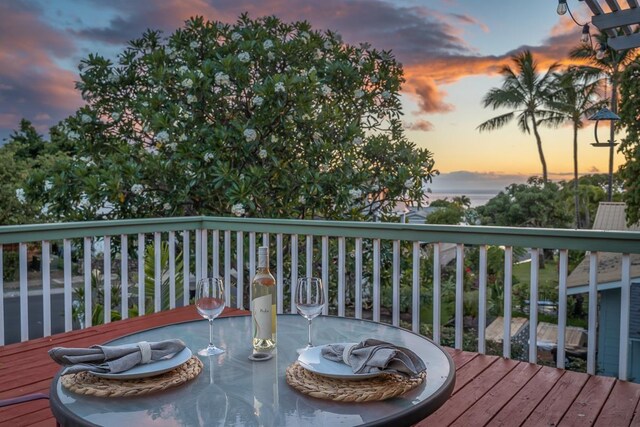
[{"xmin": 513, "ymin": 258, "xmax": 559, "ymax": 295}]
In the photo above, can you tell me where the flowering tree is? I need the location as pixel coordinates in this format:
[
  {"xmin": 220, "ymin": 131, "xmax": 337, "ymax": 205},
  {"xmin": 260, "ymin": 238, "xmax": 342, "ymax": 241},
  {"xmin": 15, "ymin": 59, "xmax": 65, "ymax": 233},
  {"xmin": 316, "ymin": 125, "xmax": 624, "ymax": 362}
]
[{"xmin": 32, "ymin": 14, "xmax": 435, "ymax": 220}]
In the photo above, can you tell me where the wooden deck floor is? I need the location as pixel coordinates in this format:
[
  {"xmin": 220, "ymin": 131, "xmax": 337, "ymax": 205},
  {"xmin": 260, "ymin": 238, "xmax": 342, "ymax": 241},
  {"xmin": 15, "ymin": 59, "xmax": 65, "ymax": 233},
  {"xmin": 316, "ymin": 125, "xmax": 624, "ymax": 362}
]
[{"xmin": 1, "ymin": 307, "xmax": 639, "ymax": 426}]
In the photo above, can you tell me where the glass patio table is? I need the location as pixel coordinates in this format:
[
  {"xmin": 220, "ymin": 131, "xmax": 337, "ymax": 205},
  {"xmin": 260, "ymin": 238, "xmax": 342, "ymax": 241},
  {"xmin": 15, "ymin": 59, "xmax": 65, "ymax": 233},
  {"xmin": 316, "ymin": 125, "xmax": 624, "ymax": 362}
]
[{"xmin": 50, "ymin": 315, "xmax": 455, "ymax": 426}]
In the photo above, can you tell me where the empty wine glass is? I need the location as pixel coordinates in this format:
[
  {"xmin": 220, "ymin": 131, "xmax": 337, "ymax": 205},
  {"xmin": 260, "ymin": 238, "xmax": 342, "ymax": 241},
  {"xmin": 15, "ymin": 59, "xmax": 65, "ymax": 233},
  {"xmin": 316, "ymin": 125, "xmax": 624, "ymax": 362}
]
[
  {"xmin": 196, "ymin": 278, "xmax": 225, "ymax": 356},
  {"xmin": 295, "ymin": 277, "xmax": 325, "ymax": 354}
]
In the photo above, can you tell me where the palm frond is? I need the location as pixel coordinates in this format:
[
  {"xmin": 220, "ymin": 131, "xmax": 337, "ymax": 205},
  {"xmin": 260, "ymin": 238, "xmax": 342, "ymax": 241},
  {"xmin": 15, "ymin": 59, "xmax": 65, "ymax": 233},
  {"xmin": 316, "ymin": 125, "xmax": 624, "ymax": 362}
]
[{"xmin": 477, "ymin": 112, "xmax": 515, "ymax": 132}]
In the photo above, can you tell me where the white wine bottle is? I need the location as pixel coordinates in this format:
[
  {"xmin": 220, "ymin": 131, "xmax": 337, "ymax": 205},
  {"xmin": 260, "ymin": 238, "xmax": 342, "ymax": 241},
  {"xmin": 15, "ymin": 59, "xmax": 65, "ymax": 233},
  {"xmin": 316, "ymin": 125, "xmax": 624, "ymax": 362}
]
[{"xmin": 251, "ymin": 246, "xmax": 277, "ymax": 352}]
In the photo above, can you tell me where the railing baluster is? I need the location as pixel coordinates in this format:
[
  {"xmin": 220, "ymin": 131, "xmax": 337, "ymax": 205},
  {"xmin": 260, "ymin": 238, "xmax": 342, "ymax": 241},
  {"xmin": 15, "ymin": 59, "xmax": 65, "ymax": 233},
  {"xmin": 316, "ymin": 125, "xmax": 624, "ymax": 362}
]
[
  {"xmin": 455, "ymin": 243, "xmax": 464, "ymax": 350},
  {"xmin": 412, "ymin": 241, "xmax": 420, "ymax": 334},
  {"xmin": 83, "ymin": 237, "xmax": 92, "ymax": 327},
  {"xmin": 104, "ymin": 236, "xmax": 112, "ymax": 323},
  {"xmin": 63, "ymin": 239, "xmax": 72, "ymax": 332},
  {"xmin": 392, "ymin": 240, "xmax": 400, "ymax": 327},
  {"xmin": 529, "ymin": 248, "xmax": 539, "ymax": 363},
  {"xmin": 201, "ymin": 230, "xmax": 208, "ymax": 279},
  {"xmin": 121, "ymin": 235, "xmax": 128, "ymax": 319},
  {"xmin": 262, "ymin": 233, "xmax": 269, "ymax": 247},
  {"xmin": 169, "ymin": 231, "xmax": 175, "ymax": 309},
  {"xmin": 20, "ymin": 242, "xmax": 28, "ymax": 341},
  {"xmin": 153, "ymin": 232, "xmax": 161, "ymax": 313},
  {"xmin": 212, "ymin": 230, "xmax": 219, "ymax": 280},
  {"xmin": 0, "ymin": 245, "xmax": 3, "ymax": 345},
  {"xmin": 276, "ymin": 233, "xmax": 284, "ymax": 314},
  {"xmin": 183, "ymin": 231, "xmax": 190, "ymax": 306},
  {"xmin": 338, "ymin": 237, "xmax": 346, "ymax": 317},
  {"xmin": 224, "ymin": 230, "xmax": 231, "ymax": 305},
  {"xmin": 42, "ymin": 241, "xmax": 51, "ymax": 337},
  {"xmin": 478, "ymin": 245, "xmax": 487, "ymax": 354},
  {"xmin": 433, "ymin": 243, "xmax": 441, "ymax": 345},
  {"xmin": 619, "ymin": 253, "xmax": 631, "ymax": 381},
  {"xmin": 306, "ymin": 235, "xmax": 313, "ymax": 278},
  {"xmin": 373, "ymin": 239, "xmax": 381, "ymax": 323},
  {"xmin": 503, "ymin": 246, "xmax": 513, "ymax": 358},
  {"xmin": 250, "ymin": 232, "xmax": 256, "ymax": 300},
  {"xmin": 557, "ymin": 249, "xmax": 569, "ymax": 369},
  {"xmin": 322, "ymin": 236, "xmax": 329, "ymax": 316},
  {"xmin": 195, "ymin": 229, "xmax": 202, "ymax": 285},
  {"xmin": 355, "ymin": 238, "xmax": 363, "ymax": 320},
  {"xmin": 236, "ymin": 231, "xmax": 243, "ymax": 309},
  {"xmin": 587, "ymin": 251, "xmax": 598, "ymax": 375},
  {"xmin": 291, "ymin": 234, "xmax": 299, "ymax": 314},
  {"xmin": 137, "ymin": 233, "xmax": 145, "ymax": 316}
]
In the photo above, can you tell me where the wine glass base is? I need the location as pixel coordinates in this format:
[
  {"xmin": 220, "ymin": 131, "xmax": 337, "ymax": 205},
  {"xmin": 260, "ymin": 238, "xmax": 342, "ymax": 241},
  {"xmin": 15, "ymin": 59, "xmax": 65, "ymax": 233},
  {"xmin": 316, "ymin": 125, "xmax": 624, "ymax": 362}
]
[
  {"xmin": 296, "ymin": 345, "xmax": 313, "ymax": 355},
  {"xmin": 198, "ymin": 346, "xmax": 225, "ymax": 356}
]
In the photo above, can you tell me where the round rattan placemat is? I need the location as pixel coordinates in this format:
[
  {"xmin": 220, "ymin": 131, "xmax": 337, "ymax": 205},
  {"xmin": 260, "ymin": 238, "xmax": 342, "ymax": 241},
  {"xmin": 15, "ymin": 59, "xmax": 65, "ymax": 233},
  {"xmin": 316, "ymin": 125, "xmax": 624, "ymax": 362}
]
[
  {"xmin": 60, "ymin": 356, "xmax": 203, "ymax": 397},
  {"xmin": 285, "ymin": 362, "xmax": 426, "ymax": 402}
]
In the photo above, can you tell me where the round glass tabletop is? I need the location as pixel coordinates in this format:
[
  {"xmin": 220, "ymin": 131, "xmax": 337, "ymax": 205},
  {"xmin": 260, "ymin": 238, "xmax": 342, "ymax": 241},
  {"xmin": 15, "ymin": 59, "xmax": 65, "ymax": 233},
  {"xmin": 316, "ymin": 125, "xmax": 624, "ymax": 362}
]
[{"xmin": 50, "ymin": 315, "xmax": 454, "ymax": 426}]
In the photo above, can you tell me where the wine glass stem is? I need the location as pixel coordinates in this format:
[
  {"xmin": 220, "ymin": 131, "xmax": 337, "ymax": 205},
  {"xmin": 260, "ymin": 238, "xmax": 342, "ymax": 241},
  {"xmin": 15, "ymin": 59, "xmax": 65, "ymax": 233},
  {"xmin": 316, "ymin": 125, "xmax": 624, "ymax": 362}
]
[
  {"xmin": 209, "ymin": 318, "xmax": 214, "ymax": 348},
  {"xmin": 307, "ymin": 319, "xmax": 312, "ymax": 347}
]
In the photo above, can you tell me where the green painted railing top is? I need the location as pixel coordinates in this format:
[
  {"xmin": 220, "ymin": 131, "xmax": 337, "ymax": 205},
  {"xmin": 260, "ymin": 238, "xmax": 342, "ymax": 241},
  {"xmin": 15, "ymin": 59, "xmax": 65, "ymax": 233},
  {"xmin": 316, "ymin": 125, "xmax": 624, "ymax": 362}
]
[{"xmin": 0, "ymin": 216, "xmax": 639, "ymax": 252}]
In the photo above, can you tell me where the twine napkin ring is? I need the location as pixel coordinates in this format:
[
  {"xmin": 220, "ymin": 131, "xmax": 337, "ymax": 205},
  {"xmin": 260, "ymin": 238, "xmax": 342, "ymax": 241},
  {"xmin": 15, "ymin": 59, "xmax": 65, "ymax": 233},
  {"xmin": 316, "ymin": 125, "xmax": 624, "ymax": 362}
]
[{"xmin": 137, "ymin": 341, "xmax": 152, "ymax": 364}]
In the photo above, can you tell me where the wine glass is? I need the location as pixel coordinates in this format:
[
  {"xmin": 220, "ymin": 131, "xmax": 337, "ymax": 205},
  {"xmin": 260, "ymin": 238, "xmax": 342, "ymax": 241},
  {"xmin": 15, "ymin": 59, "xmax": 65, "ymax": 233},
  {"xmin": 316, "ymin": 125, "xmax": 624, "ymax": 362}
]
[
  {"xmin": 196, "ymin": 278, "xmax": 225, "ymax": 356},
  {"xmin": 295, "ymin": 277, "xmax": 325, "ymax": 354}
]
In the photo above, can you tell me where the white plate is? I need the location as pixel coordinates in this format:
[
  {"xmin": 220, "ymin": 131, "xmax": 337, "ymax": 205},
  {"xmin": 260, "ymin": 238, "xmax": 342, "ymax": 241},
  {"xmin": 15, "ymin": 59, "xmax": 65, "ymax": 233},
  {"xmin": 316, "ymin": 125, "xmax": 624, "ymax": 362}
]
[
  {"xmin": 91, "ymin": 347, "xmax": 192, "ymax": 380},
  {"xmin": 297, "ymin": 343, "xmax": 383, "ymax": 380}
]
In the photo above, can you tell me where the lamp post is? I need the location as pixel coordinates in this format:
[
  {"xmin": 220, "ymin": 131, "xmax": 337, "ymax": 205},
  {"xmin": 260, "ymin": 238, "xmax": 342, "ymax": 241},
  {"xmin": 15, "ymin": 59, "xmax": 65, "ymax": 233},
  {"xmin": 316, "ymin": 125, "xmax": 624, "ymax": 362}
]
[{"xmin": 588, "ymin": 106, "xmax": 620, "ymax": 201}]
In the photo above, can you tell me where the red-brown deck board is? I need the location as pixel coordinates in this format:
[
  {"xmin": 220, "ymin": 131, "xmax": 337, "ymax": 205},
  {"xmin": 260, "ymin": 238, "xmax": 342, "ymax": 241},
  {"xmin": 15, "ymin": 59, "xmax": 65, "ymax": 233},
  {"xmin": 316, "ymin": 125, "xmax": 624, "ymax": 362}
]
[{"xmin": 2, "ymin": 306, "xmax": 640, "ymax": 427}]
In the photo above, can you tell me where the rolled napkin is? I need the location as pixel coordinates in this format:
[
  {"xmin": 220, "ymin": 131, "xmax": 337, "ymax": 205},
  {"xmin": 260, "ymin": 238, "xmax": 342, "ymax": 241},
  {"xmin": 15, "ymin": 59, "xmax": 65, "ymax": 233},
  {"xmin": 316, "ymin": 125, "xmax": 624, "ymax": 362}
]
[
  {"xmin": 321, "ymin": 339, "xmax": 426, "ymax": 378},
  {"xmin": 48, "ymin": 339, "xmax": 186, "ymax": 375}
]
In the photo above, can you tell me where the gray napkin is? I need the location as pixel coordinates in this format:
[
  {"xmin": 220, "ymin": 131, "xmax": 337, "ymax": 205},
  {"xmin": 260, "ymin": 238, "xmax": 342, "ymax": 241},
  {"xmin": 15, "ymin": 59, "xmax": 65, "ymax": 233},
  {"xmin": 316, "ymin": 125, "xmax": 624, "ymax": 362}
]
[
  {"xmin": 321, "ymin": 339, "xmax": 426, "ymax": 378},
  {"xmin": 48, "ymin": 339, "xmax": 186, "ymax": 374}
]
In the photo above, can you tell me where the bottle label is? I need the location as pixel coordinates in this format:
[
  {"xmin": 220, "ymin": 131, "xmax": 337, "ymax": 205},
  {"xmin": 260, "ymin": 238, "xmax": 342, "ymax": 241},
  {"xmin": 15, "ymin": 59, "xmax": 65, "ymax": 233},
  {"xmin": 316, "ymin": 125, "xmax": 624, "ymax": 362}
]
[{"xmin": 253, "ymin": 294, "xmax": 272, "ymax": 339}]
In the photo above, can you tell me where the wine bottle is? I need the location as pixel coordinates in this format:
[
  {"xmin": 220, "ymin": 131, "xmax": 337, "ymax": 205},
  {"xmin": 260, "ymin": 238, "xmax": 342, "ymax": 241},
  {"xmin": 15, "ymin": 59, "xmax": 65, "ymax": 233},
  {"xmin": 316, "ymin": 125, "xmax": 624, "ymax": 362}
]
[{"xmin": 251, "ymin": 246, "xmax": 277, "ymax": 352}]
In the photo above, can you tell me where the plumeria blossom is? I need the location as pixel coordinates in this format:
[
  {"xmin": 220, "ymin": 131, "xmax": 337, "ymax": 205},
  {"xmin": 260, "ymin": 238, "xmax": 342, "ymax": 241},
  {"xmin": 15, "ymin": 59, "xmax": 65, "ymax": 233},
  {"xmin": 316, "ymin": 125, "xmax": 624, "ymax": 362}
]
[
  {"xmin": 298, "ymin": 195, "xmax": 306, "ymax": 204},
  {"xmin": 381, "ymin": 91, "xmax": 391, "ymax": 99},
  {"xmin": 274, "ymin": 82, "xmax": 286, "ymax": 93},
  {"xmin": 131, "ymin": 184, "xmax": 144, "ymax": 195},
  {"xmin": 231, "ymin": 203, "xmax": 245, "ymax": 216},
  {"xmin": 44, "ymin": 180, "xmax": 53, "ymax": 191},
  {"xmin": 321, "ymin": 84, "xmax": 332, "ymax": 96},
  {"xmin": 352, "ymin": 137, "xmax": 363, "ymax": 145},
  {"xmin": 111, "ymin": 112, "xmax": 120, "ymax": 121},
  {"xmin": 267, "ymin": 52, "xmax": 275, "ymax": 61},
  {"xmin": 181, "ymin": 78, "xmax": 193, "ymax": 88},
  {"xmin": 15, "ymin": 188, "xmax": 26, "ymax": 203},
  {"xmin": 81, "ymin": 114, "xmax": 92, "ymax": 124},
  {"xmin": 258, "ymin": 149, "xmax": 267, "ymax": 159},
  {"xmin": 251, "ymin": 96, "xmax": 264, "ymax": 107},
  {"xmin": 354, "ymin": 89, "xmax": 365, "ymax": 99},
  {"xmin": 237, "ymin": 52, "xmax": 250, "ymax": 62},
  {"xmin": 166, "ymin": 142, "xmax": 178, "ymax": 151},
  {"xmin": 349, "ymin": 189, "xmax": 362, "ymax": 199},
  {"xmin": 231, "ymin": 32, "xmax": 242, "ymax": 42},
  {"xmin": 204, "ymin": 152, "xmax": 215, "ymax": 162},
  {"xmin": 263, "ymin": 39, "xmax": 273, "ymax": 49},
  {"xmin": 163, "ymin": 203, "xmax": 171, "ymax": 211},
  {"xmin": 189, "ymin": 41, "xmax": 200, "ymax": 49},
  {"xmin": 179, "ymin": 134, "xmax": 188, "ymax": 142},
  {"xmin": 244, "ymin": 129, "xmax": 257, "ymax": 142},
  {"xmin": 156, "ymin": 131, "xmax": 170, "ymax": 143},
  {"xmin": 215, "ymin": 72, "xmax": 231, "ymax": 86},
  {"xmin": 187, "ymin": 94, "xmax": 197, "ymax": 104}
]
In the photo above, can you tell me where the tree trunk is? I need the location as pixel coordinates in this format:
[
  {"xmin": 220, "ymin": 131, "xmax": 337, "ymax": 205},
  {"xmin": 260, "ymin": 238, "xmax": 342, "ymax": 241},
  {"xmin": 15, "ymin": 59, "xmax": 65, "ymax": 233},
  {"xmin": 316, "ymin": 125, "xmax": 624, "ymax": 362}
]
[
  {"xmin": 573, "ymin": 124, "xmax": 580, "ymax": 228},
  {"xmin": 531, "ymin": 116, "xmax": 548, "ymax": 183}
]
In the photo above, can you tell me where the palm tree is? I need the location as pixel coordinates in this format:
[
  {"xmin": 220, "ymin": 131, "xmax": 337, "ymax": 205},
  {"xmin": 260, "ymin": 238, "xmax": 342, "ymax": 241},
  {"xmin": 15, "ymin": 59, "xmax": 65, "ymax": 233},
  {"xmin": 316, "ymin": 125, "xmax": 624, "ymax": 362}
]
[
  {"xmin": 478, "ymin": 50, "xmax": 561, "ymax": 183},
  {"xmin": 571, "ymin": 33, "xmax": 637, "ymax": 200},
  {"xmin": 546, "ymin": 67, "xmax": 602, "ymax": 228}
]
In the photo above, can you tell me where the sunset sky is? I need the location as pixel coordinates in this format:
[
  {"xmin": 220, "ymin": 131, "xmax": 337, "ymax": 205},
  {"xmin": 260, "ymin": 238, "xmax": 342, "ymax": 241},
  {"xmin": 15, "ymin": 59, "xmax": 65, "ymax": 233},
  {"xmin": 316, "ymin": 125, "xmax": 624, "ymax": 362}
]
[{"xmin": 0, "ymin": 0, "xmax": 624, "ymax": 192}]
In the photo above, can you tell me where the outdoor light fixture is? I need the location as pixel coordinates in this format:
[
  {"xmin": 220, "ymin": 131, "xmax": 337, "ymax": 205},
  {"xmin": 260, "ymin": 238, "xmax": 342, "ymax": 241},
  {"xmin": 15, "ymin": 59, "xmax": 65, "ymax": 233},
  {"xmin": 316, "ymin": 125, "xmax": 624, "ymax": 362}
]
[
  {"xmin": 596, "ymin": 43, "xmax": 607, "ymax": 60},
  {"xmin": 588, "ymin": 107, "xmax": 620, "ymax": 147},
  {"xmin": 581, "ymin": 24, "xmax": 590, "ymax": 43},
  {"xmin": 557, "ymin": 0, "xmax": 568, "ymax": 15}
]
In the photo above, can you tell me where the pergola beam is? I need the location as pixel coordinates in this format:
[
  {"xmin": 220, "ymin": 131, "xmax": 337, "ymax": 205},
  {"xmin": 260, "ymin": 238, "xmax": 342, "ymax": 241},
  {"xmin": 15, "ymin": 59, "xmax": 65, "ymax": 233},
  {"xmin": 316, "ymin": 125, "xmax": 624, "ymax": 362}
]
[
  {"xmin": 604, "ymin": 0, "xmax": 634, "ymax": 33},
  {"xmin": 592, "ymin": 6, "xmax": 640, "ymax": 29},
  {"xmin": 606, "ymin": 31, "xmax": 640, "ymax": 49},
  {"xmin": 584, "ymin": 0, "xmax": 618, "ymax": 37}
]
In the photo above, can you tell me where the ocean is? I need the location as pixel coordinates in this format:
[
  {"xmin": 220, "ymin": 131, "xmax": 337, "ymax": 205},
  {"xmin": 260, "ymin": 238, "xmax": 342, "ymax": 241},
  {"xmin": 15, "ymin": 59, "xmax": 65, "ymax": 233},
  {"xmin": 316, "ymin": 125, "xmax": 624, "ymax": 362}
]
[{"xmin": 427, "ymin": 191, "xmax": 500, "ymax": 207}]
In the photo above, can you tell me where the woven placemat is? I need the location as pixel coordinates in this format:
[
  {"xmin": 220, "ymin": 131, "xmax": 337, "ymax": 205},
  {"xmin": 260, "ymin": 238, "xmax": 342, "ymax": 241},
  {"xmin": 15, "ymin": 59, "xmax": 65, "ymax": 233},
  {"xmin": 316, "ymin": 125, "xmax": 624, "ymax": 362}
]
[
  {"xmin": 286, "ymin": 362, "xmax": 426, "ymax": 402},
  {"xmin": 60, "ymin": 356, "xmax": 203, "ymax": 397}
]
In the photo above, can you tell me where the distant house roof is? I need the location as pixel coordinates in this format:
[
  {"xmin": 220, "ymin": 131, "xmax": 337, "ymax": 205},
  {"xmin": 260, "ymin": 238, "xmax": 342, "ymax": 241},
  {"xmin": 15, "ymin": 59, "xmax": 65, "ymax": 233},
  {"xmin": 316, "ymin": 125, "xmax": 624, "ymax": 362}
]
[{"xmin": 567, "ymin": 202, "xmax": 640, "ymax": 294}]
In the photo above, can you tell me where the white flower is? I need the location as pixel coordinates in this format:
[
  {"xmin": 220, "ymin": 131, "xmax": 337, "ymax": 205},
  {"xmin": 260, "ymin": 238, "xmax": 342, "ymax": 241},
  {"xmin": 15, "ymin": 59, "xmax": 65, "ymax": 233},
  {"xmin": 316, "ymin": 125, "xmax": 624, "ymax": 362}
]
[
  {"xmin": 314, "ymin": 49, "xmax": 323, "ymax": 60},
  {"xmin": 215, "ymin": 72, "xmax": 230, "ymax": 86},
  {"xmin": 382, "ymin": 91, "xmax": 391, "ymax": 99},
  {"xmin": 189, "ymin": 40, "xmax": 200, "ymax": 49},
  {"xmin": 131, "ymin": 184, "xmax": 144, "ymax": 195},
  {"xmin": 354, "ymin": 89, "xmax": 365, "ymax": 99},
  {"xmin": 312, "ymin": 132, "xmax": 322, "ymax": 144},
  {"xmin": 298, "ymin": 195, "xmax": 306, "ymax": 204},
  {"xmin": 324, "ymin": 40, "xmax": 332, "ymax": 49},
  {"xmin": 165, "ymin": 46, "xmax": 174, "ymax": 55},
  {"xmin": 404, "ymin": 179, "xmax": 414, "ymax": 189},
  {"xmin": 163, "ymin": 203, "xmax": 171, "ymax": 211},
  {"xmin": 187, "ymin": 94, "xmax": 197, "ymax": 104},
  {"xmin": 355, "ymin": 159, "xmax": 363, "ymax": 168},
  {"xmin": 302, "ymin": 114, "xmax": 310, "ymax": 121},
  {"xmin": 142, "ymin": 101, "xmax": 149, "ymax": 107},
  {"xmin": 107, "ymin": 74, "xmax": 118, "ymax": 83},
  {"xmin": 258, "ymin": 149, "xmax": 267, "ymax": 159},
  {"xmin": 371, "ymin": 75, "xmax": 379, "ymax": 83},
  {"xmin": 166, "ymin": 142, "xmax": 178, "ymax": 151},
  {"xmin": 44, "ymin": 180, "xmax": 53, "ymax": 191},
  {"xmin": 274, "ymin": 82, "xmax": 285, "ymax": 93},
  {"xmin": 67, "ymin": 131, "xmax": 80, "ymax": 140},
  {"xmin": 263, "ymin": 39, "xmax": 274, "ymax": 50},
  {"xmin": 131, "ymin": 206, "xmax": 138, "ymax": 213},
  {"xmin": 178, "ymin": 65, "xmax": 189, "ymax": 74},
  {"xmin": 111, "ymin": 112, "xmax": 120, "ymax": 121},
  {"xmin": 319, "ymin": 164, "xmax": 329, "ymax": 173},
  {"xmin": 244, "ymin": 128, "xmax": 257, "ymax": 142},
  {"xmin": 179, "ymin": 134, "xmax": 188, "ymax": 142},
  {"xmin": 300, "ymin": 31, "xmax": 310, "ymax": 40},
  {"xmin": 267, "ymin": 52, "xmax": 275, "ymax": 61},
  {"xmin": 195, "ymin": 70, "xmax": 204, "ymax": 78},
  {"xmin": 271, "ymin": 135, "xmax": 279, "ymax": 143},
  {"xmin": 231, "ymin": 32, "xmax": 242, "ymax": 42},
  {"xmin": 181, "ymin": 78, "xmax": 193, "ymax": 88},
  {"xmin": 251, "ymin": 96, "xmax": 264, "ymax": 107},
  {"xmin": 349, "ymin": 189, "xmax": 362, "ymax": 199},
  {"xmin": 15, "ymin": 188, "xmax": 26, "ymax": 203},
  {"xmin": 352, "ymin": 136, "xmax": 363, "ymax": 145},
  {"xmin": 371, "ymin": 183, "xmax": 380, "ymax": 191},
  {"xmin": 81, "ymin": 114, "xmax": 92, "ymax": 124},
  {"xmin": 204, "ymin": 152, "xmax": 215, "ymax": 162},
  {"xmin": 237, "ymin": 51, "xmax": 250, "ymax": 62},
  {"xmin": 321, "ymin": 84, "xmax": 332, "ymax": 96},
  {"xmin": 156, "ymin": 131, "xmax": 170, "ymax": 143},
  {"xmin": 231, "ymin": 203, "xmax": 245, "ymax": 216}
]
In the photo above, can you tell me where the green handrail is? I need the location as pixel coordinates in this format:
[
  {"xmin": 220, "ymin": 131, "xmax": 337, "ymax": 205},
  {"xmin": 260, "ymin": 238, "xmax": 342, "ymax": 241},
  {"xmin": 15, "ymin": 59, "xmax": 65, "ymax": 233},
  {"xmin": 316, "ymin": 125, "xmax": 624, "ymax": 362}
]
[{"xmin": 0, "ymin": 216, "xmax": 638, "ymax": 253}]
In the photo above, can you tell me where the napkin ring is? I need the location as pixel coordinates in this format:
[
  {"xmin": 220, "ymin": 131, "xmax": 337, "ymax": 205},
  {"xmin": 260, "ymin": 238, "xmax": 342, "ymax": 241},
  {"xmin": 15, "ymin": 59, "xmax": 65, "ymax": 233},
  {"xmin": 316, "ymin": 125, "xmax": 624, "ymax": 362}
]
[
  {"xmin": 342, "ymin": 343, "xmax": 357, "ymax": 365},
  {"xmin": 137, "ymin": 341, "xmax": 152, "ymax": 364}
]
